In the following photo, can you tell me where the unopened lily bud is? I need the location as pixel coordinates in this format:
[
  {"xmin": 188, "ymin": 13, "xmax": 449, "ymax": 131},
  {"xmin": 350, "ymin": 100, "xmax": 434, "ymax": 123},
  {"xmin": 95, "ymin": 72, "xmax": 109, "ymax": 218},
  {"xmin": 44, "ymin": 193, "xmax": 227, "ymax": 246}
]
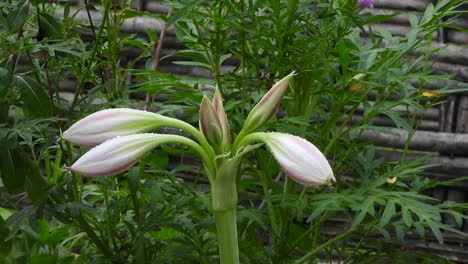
[
  {"xmin": 213, "ymin": 87, "xmax": 231, "ymax": 151},
  {"xmin": 346, "ymin": 73, "xmax": 367, "ymax": 92},
  {"xmin": 243, "ymin": 72, "xmax": 296, "ymax": 133},
  {"xmin": 261, "ymin": 132, "xmax": 334, "ymax": 186},
  {"xmin": 62, "ymin": 108, "xmax": 173, "ymax": 147},
  {"xmin": 70, "ymin": 133, "xmax": 162, "ymax": 176},
  {"xmin": 199, "ymin": 96, "xmax": 223, "ymax": 147}
]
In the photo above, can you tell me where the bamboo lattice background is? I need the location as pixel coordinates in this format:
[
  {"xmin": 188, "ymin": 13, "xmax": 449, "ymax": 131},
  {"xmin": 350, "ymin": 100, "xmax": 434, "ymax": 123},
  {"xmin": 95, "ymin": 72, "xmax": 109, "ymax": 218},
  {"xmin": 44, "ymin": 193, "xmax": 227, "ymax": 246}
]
[{"xmin": 57, "ymin": 0, "xmax": 468, "ymax": 262}]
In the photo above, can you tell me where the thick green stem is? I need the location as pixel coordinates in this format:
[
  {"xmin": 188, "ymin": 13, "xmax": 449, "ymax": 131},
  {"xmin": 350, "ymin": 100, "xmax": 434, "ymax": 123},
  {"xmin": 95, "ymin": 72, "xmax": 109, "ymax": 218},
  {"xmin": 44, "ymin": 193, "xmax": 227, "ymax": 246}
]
[
  {"xmin": 211, "ymin": 157, "xmax": 241, "ymax": 264},
  {"xmin": 214, "ymin": 209, "xmax": 239, "ymax": 264}
]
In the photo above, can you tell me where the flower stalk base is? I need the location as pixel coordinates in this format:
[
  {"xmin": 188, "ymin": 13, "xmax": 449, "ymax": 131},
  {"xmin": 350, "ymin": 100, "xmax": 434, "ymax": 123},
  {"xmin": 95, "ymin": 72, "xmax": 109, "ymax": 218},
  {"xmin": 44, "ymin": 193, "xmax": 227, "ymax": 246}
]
[{"xmin": 214, "ymin": 209, "xmax": 239, "ymax": 264}]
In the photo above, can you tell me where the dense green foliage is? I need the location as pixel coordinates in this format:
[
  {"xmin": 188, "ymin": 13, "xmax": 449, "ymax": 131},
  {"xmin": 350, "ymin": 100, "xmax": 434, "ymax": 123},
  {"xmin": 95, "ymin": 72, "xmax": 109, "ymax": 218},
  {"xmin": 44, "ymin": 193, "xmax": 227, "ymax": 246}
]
[{"xmin": 1, "ymin": 0, "xmax": 468, "ymax": 263}]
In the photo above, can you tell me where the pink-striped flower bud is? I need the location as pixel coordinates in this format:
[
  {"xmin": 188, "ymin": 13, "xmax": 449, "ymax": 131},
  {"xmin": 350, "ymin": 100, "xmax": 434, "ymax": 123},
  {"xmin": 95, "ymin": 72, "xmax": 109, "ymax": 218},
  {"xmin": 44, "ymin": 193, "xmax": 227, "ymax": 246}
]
[
  {"xmin": 199, "ymin": 96, "xmax": 224, "ymax": 147},
  {"xmin": 213, "ymin": 87, "xmax": 231, "ymax": 151},
  {"xmin": 243, "ymin": 72, "xmax": 295, "ymax": 133},
  {"xmin": 261, "ymin": 132, "xmax": 334, "ymax": 186},
  {"xmin": 62, "ymin": 108, "xmax": 173, "ymax": 147},
  {"xmin": 70, "ymin": 133, "xmax": 180, "ymax": 177}
]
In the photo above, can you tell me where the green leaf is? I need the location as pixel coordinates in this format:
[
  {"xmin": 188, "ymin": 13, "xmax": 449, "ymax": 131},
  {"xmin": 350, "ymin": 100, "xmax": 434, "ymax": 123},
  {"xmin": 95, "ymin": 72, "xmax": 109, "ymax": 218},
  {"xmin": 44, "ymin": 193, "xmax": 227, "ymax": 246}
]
[
  {"xmin": 168, "ymin": 0, "xmax": 207, "ymax": 26},
  {"xmin": 173, "ymin": 60, "xmax": 212, "ymax": 70},
  {"xmin": 15, "ymin": 75, "xmax": 53, "ymax": 117},
  {"xmin": 23, "ymin": 151, "xmax": 48, "ymax": 206},
  {"xmin": 0, "ymin": 144, "xmax": 47, "ymax": 204},
  {"xmin": 0, "ymin": 145, "xmax": 26, "ymax": 193},
  {"xmin": 427, "ymin": 220, "xmax": 443, "ymax": 243},
  {"xmin": 362, "ymin": 13, "xmax": 400, "ymax": 25},
  {"xmin": 38, "ymin": 12, "xmax": 64, "ymax": 40},
  {"xmin": 380, "ymin": 200, "xmax": 395, "ymax": 226},
  {"xmin": 237, "ymin": 209, "xmax": 268, "ymax": 231},
  {"xmin": 352, "ymin": 208, "xmax": 368, "ymax": 227},
  {"xmin": 383, "ymin": 110, "xmax": 413, "ymax": 132},
  {"xmin": 375, "ymin": 225, "xmax": 391, "ymax": 239},
  {"xmin": 0, "ymin": 56, "xmax": 14, "ymax": 98},
  {"xmin": 0, "ymin": 215, "xmax": 12, "ymax": 256},
  {"xmin": 7, "ymin": 0, "xmax": 29, "ymax": 33},
  {"xmin": 395, "ymin": 224, "xmax": 405, "ymax": 241},
  {"xmin": 402, "ymin": 207, "xmax": 413, "ymax": 228},
  {"xmin": 414, "ymin": 222, "xmax": 425, "ymax": 239},
  {"xmin": 29, "ymin": 254, "xmax": 58, "ymax": 264},
  {"xmin": 146, "ymin": 151, "xmax": 169, "ymax": 169},
  {"xmin": 408, "ymin": 14, "xmax": 419, "ymax": 29}
]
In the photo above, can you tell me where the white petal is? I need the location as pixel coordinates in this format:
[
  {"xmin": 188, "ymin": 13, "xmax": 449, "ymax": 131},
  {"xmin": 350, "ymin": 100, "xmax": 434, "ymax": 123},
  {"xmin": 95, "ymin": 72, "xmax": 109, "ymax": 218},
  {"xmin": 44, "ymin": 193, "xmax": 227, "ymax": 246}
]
[
  {"xmin": 62, "ymin": 108, "xmax": 165, "ymax": 147},
  {"xmin": 264, "ymin": 133, "xmax": 334, "ymax": 186},
  {"xmin": 71, "ymin": 133, "xmax": 160, "ymax": 176}
]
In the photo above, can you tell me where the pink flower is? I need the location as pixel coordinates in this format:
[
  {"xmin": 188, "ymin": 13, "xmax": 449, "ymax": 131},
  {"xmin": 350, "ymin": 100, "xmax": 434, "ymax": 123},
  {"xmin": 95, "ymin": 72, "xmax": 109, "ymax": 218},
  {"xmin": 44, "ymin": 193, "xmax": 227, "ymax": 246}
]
[
  {"xmin": 358, "ymin": 0, "xmax": 373, "ymax": 8},
  {"xmin": 262, "ymin": 133, "xmax": 334, "ymax": 186},
  {"xmin": 62, "ymin": 108, "xmax": 173, "ymax": 147}
]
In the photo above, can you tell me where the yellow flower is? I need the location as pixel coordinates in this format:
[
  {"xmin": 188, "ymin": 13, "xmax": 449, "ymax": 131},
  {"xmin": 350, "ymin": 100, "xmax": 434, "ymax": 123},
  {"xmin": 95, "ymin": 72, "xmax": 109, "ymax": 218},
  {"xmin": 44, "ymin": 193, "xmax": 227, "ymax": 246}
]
[
  {"xmin": 346, "ymin": 73, "xmax": 366, "ymax": 92},
  {"xmin": 386, "ymin": 175, "xmax": 397, "ymax": 184},
  {"xmin": 422, "ymin": 91, "xmax": 440, "ymax": 98}
]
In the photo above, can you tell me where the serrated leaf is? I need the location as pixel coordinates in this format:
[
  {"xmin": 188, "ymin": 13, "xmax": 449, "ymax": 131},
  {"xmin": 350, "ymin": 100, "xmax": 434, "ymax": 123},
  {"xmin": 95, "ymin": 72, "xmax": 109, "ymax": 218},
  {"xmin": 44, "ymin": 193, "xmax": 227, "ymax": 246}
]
[
  {"xmin": 237, "ymin": 209, "xmax": 268, "ymax": 231},
  {"xmin": 15, "ymin": 75, "xmax": 53, "ymax": 117},
  {"xmin": 383, "ymin": 110, "xmax": 412, "ymax": 132}
]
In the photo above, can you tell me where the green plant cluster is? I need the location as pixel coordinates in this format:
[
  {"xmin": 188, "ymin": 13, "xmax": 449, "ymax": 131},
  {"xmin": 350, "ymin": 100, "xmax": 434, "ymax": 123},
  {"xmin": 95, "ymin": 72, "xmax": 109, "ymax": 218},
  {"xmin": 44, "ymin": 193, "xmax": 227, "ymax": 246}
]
[{"xmin": 1, "ymin": 0, "xmax": 468, "ymax": 263}]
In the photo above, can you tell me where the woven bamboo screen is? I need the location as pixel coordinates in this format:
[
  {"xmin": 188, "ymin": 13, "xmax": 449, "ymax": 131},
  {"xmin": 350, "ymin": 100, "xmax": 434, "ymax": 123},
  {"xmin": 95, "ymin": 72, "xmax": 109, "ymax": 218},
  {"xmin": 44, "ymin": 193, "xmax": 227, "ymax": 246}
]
[{"xmin": 64, "ymin": 0, "xmax": 468, "ymax": 261}]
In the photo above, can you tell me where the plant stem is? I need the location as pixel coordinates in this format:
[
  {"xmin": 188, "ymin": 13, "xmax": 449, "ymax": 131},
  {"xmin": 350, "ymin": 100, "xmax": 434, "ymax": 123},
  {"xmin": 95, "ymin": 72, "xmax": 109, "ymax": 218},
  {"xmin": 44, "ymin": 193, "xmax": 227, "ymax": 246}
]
[
  {"xmin": 214, "ymin": 209, "xmax": 239, "ymax": 264},
  {"xmin": 145, "ymin": 8, "xmax": 173, "ymax": 111},
  {"xmin": 76, "ymin": 214, "xmax": 112, "ymax": 257}
]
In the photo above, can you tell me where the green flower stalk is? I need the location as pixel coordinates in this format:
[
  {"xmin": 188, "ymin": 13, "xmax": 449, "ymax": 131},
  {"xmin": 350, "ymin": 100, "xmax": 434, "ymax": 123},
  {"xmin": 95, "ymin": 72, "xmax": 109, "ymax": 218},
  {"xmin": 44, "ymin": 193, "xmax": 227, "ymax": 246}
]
[{"xmin": 63, "ymin": 72, "xmax": 334, "ymax": 264}]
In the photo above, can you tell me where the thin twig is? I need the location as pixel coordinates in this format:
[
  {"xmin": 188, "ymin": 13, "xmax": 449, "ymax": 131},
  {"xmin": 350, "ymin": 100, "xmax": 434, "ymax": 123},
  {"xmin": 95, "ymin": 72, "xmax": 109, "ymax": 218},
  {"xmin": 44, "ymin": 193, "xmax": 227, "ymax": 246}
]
[
  {"xmin": 83, "ymin": 0, "xmax": 106, "ymax": 82},
  {"xmin": 144, "ymin": 8, "xmax": 173, "ymax": 111}
]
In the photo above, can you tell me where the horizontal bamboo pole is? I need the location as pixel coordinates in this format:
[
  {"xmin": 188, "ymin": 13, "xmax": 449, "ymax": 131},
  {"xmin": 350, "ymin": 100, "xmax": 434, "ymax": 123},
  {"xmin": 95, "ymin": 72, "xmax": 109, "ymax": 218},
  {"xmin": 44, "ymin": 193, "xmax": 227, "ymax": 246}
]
[
  {"xmin": 351, "ymin": 115, "xmax": 440, "ymax": 131},
  {"xmin": 361, "ymin": 128, "xmax": 468, "ymax": 155},
  {"xmin": 374, "ymin": 149, "xmax": 468, "ymax": 176},
  {"xmin": 372, "ymin": 0, "xmax": 428, "ymax": 11},
  {"xmin": 53, "ymin": 8, "xmax": 168, "ymax": 35}
]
